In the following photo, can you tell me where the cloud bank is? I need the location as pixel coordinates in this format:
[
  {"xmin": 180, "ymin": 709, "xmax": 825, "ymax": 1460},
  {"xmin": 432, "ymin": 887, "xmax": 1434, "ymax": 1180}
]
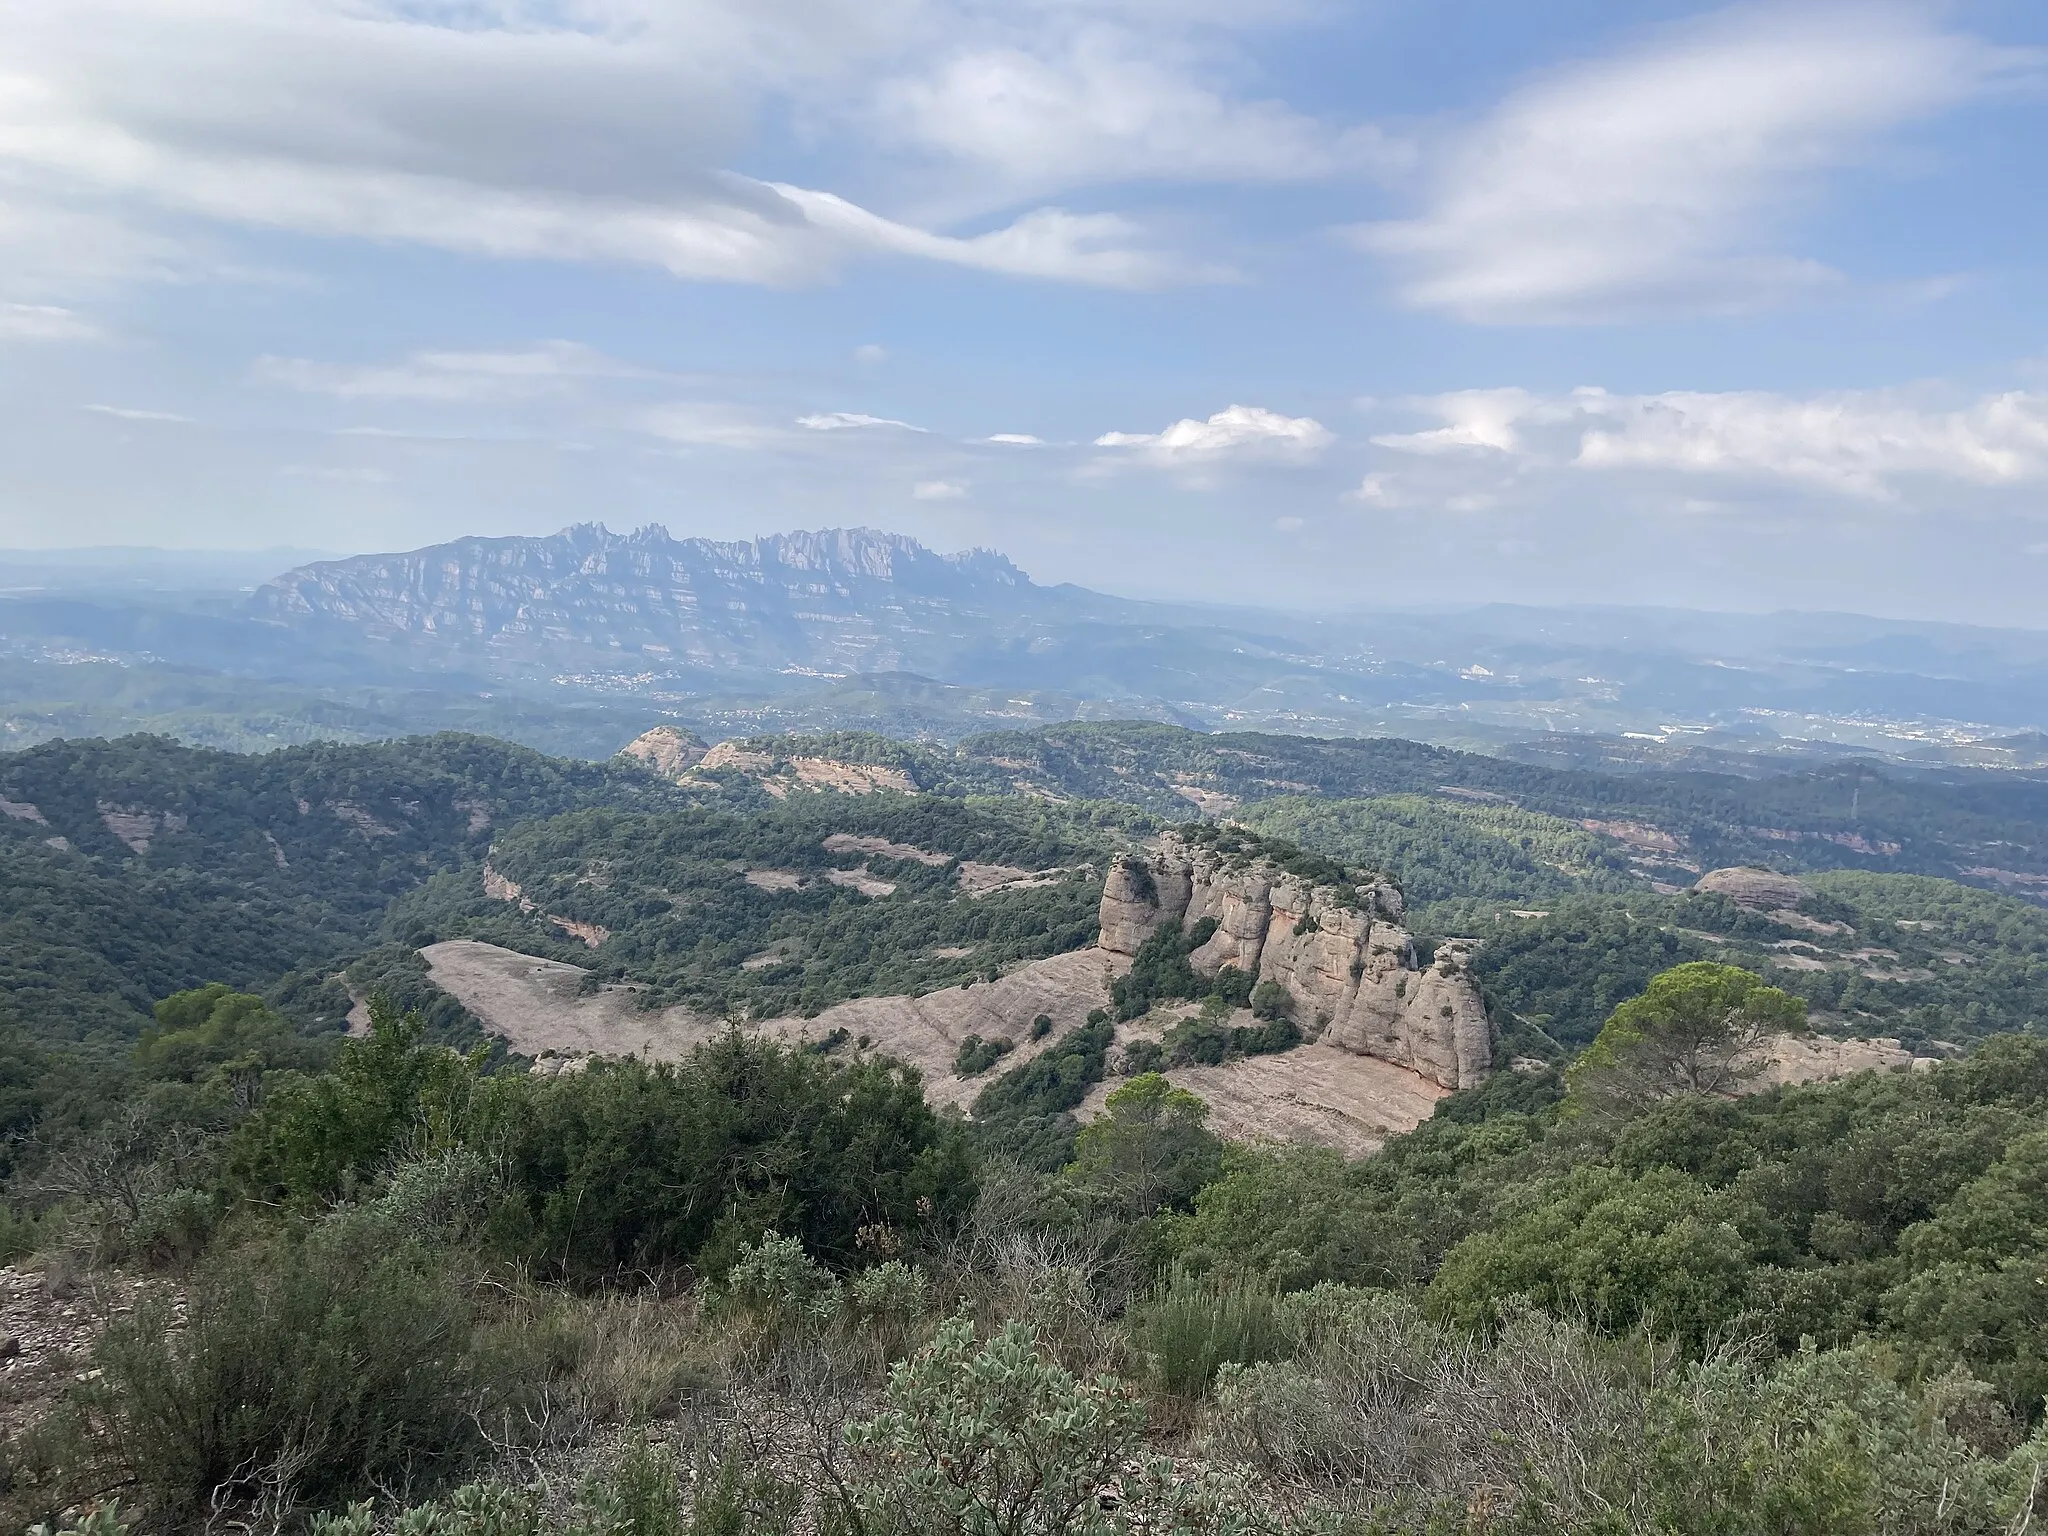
[{"xmin": 1358, "ymin": 5, "xmax": 2032, "ymax": 321}]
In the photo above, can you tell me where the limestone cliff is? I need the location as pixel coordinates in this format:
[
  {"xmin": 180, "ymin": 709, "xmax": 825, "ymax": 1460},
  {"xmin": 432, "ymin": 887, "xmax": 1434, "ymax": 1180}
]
[{"xmin": 1099, "ymin": 830, "xmax": 1492, "ymax": 1090}]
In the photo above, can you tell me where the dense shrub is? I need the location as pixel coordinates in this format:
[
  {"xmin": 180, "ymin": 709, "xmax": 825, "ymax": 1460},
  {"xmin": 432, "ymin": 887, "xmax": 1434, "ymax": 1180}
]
[
  {"xmin": 477, "ymin": 1033, "xmax": 974, "ymax": 1278},
  {"xmin": 77, "ymin": 1223, "xmax": 481, "ymax": 1515},
  {"xmin": 1131, "ymin": 1266, "xmax": 1284, "ymax": 1399}
]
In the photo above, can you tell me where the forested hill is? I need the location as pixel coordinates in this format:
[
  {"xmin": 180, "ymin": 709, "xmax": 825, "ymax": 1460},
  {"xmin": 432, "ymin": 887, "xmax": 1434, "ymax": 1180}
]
[
  {"xmin": 8, "ymin": 718, "xmax": 2048, "ymax": 1048},
  {"xmin": 0, "ymin": 734, "xmax": 681, "ymax": 1043},
  {"xmin": 950, "ymin": 722, "xmax": 2048, "ymax": 889}
]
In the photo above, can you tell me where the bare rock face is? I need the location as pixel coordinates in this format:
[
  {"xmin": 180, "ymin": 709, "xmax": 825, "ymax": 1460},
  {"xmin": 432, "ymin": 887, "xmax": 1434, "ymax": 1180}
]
[
  {"xmin": 1694, "ymin": 867, "xmax": 1812, "ymax": 911},
  {"xmin": 619, "ymin": 726, "xmax": 707, "ymax": 780},
  {"xmin": 1098, "ymin": 831, "xmax": 1491, "ymax": 1090}
]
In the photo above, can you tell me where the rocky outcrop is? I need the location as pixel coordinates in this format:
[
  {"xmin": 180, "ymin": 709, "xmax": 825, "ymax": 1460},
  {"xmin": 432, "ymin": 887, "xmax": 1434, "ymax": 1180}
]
[
  {"xmin": 1694, "ymin": 867, "xmax": 1812, "ymax": 911},
  {"xmin": 619, "ymin": 726, "xmax": 707, "ymax": 780},
  {"xmin": 1099, "ymin": 831, "xmax": 1492, "ymax": 1090},
  {"xmin": 693, "ymin": 742, "xmax": 918, "ymax": 797}
]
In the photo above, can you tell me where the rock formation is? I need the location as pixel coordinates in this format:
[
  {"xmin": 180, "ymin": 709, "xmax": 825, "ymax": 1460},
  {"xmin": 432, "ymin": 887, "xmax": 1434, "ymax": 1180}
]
[
  {"xmin": 619, "ymin": 726, "xmax": 707, "ymax": 780},
  {"xmin": 1693, "ymin": 867, "xmax": 1812, "ymax": 911},
  {"xmin": 1099, "ymin": 831, "xmax": 1492, "ymax": 1090}
]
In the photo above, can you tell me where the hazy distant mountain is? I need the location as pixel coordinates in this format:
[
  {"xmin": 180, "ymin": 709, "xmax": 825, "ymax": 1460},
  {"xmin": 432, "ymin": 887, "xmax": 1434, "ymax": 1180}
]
[
  {"xmin": 253, "ymin": 524, "xmax": 1101, "ymax": 679},
  {"xmin": 3, "ymin": 524, "xmax": 2047, "ymax": 761}
]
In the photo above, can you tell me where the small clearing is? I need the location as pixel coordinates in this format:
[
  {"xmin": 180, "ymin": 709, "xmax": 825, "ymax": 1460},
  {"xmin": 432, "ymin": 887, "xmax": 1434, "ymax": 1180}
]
[
  {"xmin": 822, "ymin": 833, "xmax": 948, "ymax": 866},
  {"xmin": 825, "ymin": 868, "xmax": 898, "ymax": 898},
  {"xmin": 743, "ymin": 869, "xmax": 806, "ymax": 891},
  {"xmin": 957, "ymin": 860, "xmax": 1066, "ymax": 896}
]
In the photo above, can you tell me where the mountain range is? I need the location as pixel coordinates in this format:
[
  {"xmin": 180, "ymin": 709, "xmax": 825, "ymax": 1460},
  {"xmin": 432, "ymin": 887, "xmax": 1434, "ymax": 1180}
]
[{"xmin": 4, "ymin": 523, "xmax": 2048, "ymax": 765}]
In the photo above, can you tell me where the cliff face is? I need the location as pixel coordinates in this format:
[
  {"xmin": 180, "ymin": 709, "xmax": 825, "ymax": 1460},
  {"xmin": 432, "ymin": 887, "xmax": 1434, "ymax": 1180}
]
[{"xmin": 1099, "ymin": 832, "xmax": 1491, "ymax": 1090}]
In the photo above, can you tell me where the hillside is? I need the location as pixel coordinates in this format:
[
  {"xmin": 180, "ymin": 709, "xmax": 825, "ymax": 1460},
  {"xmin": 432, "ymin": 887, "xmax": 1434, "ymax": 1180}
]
[
  {"xmin": 0, "ymin": 733, "xmax": 683, "ymax": 1044},
  {"xmin": 693, "ymin": 721, "xmax": 2048, "ymax": 894}
]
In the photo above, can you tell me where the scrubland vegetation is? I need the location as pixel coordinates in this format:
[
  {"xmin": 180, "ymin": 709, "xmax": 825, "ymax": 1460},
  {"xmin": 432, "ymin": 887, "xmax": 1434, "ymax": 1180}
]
[
  {"xmin": 5, "ymin": 964, "xmax": 2048, "ymax": 1535},
  {"xmin": 6, "ymin": 727, "xmax": 2048, "ymax": 1532}
]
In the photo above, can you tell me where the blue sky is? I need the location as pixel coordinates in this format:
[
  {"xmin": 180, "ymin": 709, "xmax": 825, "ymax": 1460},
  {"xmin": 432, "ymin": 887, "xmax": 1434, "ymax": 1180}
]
[{"xmin": 2, "ymin": 0, "xmax": 2046, "ymax": 622}]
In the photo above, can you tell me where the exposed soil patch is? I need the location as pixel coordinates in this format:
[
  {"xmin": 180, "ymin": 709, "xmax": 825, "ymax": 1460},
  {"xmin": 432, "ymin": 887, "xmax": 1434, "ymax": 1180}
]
[
  {"xmin": 1582, "ymin": 818, "xmax": 1684, "ymax": 853},
  {"xmin": 0, "ymin": 1265, "xmax": 182, "ymax": 1441},
  {"xmin": 824, "ymin": 868, "xmax": 898, "ymax": 898},
  {"xmin": 822, "ymin": 833, "xmax": 947, "ymax": 867},
  {"xmin": 1078, "ymin": 1044, "xmax": 1450, "ymax": 1159},
  {"xmin": 421, "ymin": 940, "xmax": 1124, "ymax": 1112}
]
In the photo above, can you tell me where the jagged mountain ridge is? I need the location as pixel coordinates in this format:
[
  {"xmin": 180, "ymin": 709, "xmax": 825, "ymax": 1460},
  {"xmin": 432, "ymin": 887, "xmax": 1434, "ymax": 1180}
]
[{"xmin": 254, "ymin": 523, "xmax": 1103, "ymax": 678}]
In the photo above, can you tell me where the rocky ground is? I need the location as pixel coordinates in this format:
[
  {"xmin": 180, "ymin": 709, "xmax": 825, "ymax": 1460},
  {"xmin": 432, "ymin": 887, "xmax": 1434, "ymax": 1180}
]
[{"xmin": 0, "ymin": 1262, "xmax": 181, "ymax": 1442}]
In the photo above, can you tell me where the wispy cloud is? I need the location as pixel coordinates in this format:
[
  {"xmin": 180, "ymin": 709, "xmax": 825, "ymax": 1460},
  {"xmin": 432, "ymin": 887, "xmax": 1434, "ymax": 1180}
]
[
  {"xmin": 639, "ymin": 403, "xmax": 792, "ymax": 450},
  {"xmin": 0, "ymin": 0, "xmax": 1210, "ymax": 293},
  {"xmin": 0, "ymin": 302, "xmax": 100, "ymax": 341},
  {"xmin": 81, "ymin": 402, "xmax": 189, "ymax": 422},
  {"xmin": 1096, "ymin": 403, "xmax": 1331, "ymax": 461},
  {"xmin": 912, "ymin": 478, "xmax": 967, "ymax": 499},
  {"xmin": 258, "ymin": 342, "xmax": 645, "ymax": 401},
  {"xmin": 1375, "ymin": 383, "xmax": 2048, "ymax": 497},
  {"xmin": 873, "ymin": 27, "xmax": 1391, "ymax": 204},
  {"xmin": 1357, "ymin": 4, "xmax": 2033, "ymax": 322},
  {"xmin": 796, "ymin": 410, "xmax": 926, "ymax": 432}
]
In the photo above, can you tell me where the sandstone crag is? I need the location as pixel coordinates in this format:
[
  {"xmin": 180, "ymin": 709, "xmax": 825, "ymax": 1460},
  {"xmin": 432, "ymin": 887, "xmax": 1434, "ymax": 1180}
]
[{"xmin": 1099, "ymin": 831, "xmax": 1492, "ymax": 1090}]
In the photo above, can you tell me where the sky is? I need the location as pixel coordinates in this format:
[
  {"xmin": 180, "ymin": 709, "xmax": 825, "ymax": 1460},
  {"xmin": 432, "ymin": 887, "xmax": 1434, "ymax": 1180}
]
[{"xmin": 2, "ymin": 0, "xmax": 2047, "ymax": 624}]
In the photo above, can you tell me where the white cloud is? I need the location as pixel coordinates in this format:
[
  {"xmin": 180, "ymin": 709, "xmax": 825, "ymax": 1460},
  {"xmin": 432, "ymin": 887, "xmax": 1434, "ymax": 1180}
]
[
  {"xmin": 81, "ymin": 403, "xmax": 189, "ymax": 422},
  {"xmin": 258, "ymin": 341, "xmax": 642, "ymax": 400},
  {"xmin": 874, "ymin": 28, "xmax": 1387, "ymax": 202},
  {"xmin": 854, "ymin": 343, "xmax": 888, "ymax": 363},
  {"xmin": 1370, "ymin": 389, "xmax": 1536, "ymax": 453},
  {"xmin": 988, "ymin": 433, "xmax": 1044, "ymax": 445},
  {"xmin": 1357, "ymin": 5, "xmax": 2031, "ymax": 321},
  {"xmin": 0, "ymin": 0, "xmax": 1198, "ymax": 292},
  {"xmin": 912, "ymin": 478, "xmax": 967, "ymax": 499},
  {"xmin": 1272, "ymin": 514, "xmax": 1303, "ymax": 531},
  {"xmin": 796, "ymin": 410, "xmax": 925, "ymax": 432},
  {"xmin": 1375, "ymin": 383, "xmax": 2048, "ymax": 497},
  {"xmin": 1348, "ymin": 473, "xmax": 1405, "ymax": 506},
  {"xmin": 0, "ymin": 302, "xmax": 99, "ymax": 340},
  {"xmin": 1572, "ymin": 386, "xmax": 2048, "ymax": 495},
  {"xmin": 1095, "ymin": 403, "xmax": 1331, "ymax": 460},
  {"xmin": 775, "ymin": 189, "xmax": 1214, "ymax": 287}
]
